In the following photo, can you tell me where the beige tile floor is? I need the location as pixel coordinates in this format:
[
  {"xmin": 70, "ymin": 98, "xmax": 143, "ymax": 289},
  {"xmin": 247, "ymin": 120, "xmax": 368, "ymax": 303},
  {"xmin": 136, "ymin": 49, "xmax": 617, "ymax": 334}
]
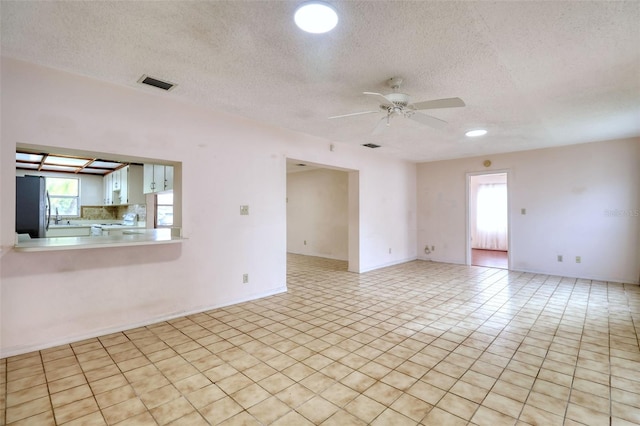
[{"xmin": 2, "ymin": 254, "xmax": 640, "ymax": 425}]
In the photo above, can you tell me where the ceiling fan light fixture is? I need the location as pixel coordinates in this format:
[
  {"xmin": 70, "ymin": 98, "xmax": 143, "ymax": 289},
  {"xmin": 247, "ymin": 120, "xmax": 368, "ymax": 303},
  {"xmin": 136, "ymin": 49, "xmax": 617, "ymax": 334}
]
[
  {"xmin": 465, "ymin": 129, "xmax": 488, "ymax": 137},
  {"xmin": 294, "ymin": 1, "xmax": 338, "ymax": 34}
]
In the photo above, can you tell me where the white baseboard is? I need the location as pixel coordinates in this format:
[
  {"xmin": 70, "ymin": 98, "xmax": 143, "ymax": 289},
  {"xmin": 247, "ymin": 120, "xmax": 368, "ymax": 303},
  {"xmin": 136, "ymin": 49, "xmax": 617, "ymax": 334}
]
[
  {"xmin": 1, "ymin": 286, "xmax": 287, "ymax": 359},
  {"xmin": 509, "ymin": 267, "xmax": 639, "ymax": 285},
  {"xmin": 358, "ymin": 256, "xmax": 418, "ymax": 273},
  {"xmin": 287, "ymin": 250, "xmax": 348, "ymax": 261}
]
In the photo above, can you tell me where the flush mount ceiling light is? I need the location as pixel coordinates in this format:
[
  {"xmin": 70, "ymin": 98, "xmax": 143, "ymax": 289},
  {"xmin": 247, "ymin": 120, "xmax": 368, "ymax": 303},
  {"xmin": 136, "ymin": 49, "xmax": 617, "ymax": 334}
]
[
  {"xmin": 465, "ymin": 129, "xmax": 488, "ymax": 137},
  {"xmin": 294, "ymin": 1, "xmax": 338, "ymax": 34}
]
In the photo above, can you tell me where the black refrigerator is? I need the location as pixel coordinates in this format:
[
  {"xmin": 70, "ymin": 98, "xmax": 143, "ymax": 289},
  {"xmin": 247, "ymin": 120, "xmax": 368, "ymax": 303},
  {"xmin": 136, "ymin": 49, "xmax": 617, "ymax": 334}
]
[{"xmin": 16, "ymin": 175, "xmax": 50, "ymax": 238}]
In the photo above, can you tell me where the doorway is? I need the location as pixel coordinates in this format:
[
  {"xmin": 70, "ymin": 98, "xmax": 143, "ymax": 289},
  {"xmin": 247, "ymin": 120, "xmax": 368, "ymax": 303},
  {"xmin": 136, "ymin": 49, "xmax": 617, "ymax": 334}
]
[
  {"xmin": 286, "ymin": 159, "xmax": 360, "ymax": 273},
  {"xmin": 467, "ymin": 172, "xmax": 509, "ymax": 269}
]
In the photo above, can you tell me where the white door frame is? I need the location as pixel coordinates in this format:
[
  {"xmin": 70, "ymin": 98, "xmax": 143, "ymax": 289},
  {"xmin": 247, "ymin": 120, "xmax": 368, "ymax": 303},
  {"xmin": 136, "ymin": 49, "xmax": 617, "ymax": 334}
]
[
  {"xmin": 286, "ymin": 159, "xmax": 360, "ymax": 272},
  {"xmin": 465, "ymin": 170, "xmax": 511, "ymax": 268}
]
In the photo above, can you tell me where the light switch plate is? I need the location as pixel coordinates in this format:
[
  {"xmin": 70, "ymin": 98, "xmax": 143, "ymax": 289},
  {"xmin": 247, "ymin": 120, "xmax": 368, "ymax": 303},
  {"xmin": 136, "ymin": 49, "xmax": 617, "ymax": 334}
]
[{"xmin": 240, "ymin": 205, "xmax": 249, "ymax": 215}]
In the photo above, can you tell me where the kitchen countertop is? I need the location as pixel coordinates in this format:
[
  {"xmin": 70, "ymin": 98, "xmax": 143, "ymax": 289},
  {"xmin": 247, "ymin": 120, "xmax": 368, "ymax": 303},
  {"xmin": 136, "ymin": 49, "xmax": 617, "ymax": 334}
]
[
  {"xmin": 14, "ymin": 228, "xmax": 183, "ymax": 252},
  {"xmin": 48, "ymin": 221, "xmax": 147, "ymax": 229},
  {"xmin": 95, "ymin": 225, "xmax": 146, "ymax": 231},
  {"xmin": 48, "ymin": 223, "xmax": 92, "ymax": 229}
]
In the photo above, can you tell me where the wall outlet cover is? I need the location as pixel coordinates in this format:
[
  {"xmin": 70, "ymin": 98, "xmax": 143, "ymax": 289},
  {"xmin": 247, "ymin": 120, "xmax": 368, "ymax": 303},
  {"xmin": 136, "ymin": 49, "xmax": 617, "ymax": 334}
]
[{"xmin": 240, "ymin": 205, "xmax": 249, "ymax": 215}]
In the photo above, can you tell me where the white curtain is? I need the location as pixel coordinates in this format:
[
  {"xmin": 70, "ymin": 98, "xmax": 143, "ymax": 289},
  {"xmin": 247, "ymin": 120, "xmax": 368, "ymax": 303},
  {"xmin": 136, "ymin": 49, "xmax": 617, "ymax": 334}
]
[{"xmin": 474, "ymin": 183, "xmax": 508, "ymax": 250}]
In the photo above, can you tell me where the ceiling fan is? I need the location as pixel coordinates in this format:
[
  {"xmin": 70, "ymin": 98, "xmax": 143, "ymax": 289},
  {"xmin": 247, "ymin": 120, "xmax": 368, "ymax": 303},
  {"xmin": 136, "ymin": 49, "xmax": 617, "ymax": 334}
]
[{"xmin": 329, "ymin": 77, "xmax": 465, "ymax": 135}]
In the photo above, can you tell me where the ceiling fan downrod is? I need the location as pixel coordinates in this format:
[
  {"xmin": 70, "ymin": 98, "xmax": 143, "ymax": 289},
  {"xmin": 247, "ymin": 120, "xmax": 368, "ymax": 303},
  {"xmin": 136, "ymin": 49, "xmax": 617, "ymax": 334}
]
[{"xmin": 388, "ymin": 77, "xmax": 403, "ymax": 91}]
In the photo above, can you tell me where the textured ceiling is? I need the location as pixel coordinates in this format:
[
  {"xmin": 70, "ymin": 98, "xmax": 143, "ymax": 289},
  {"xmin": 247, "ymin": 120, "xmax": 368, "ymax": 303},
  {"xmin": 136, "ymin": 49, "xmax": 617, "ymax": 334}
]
[{"xmin": 2, "ymin": 1, "xmax": 639, "ymax": 162}]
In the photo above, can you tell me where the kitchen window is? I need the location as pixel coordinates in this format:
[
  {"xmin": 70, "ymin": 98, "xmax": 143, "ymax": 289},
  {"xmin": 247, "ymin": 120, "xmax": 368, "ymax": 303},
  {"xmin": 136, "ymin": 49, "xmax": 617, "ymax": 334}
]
[
  {"xmin": 46, "ymin": 177, "xmax": 80, "ymax": 216},
  {"xmin": 156, "ymin": 191, "xmax": 173, "ymax": 227}
]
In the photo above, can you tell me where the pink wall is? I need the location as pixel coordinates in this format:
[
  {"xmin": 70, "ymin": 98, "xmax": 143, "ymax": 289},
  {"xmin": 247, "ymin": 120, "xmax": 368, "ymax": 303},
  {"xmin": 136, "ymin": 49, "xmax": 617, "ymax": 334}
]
[
  {"xmin": 417, "ymin": 139, "xmax": 640, "ymax": 283},
  {"xmin": 1, "ymin": 58, "xmax": 418, "ymax": 356},
  {"xmin": 287, "ymin": 169, "xmax": 349, "ymax": 260}
]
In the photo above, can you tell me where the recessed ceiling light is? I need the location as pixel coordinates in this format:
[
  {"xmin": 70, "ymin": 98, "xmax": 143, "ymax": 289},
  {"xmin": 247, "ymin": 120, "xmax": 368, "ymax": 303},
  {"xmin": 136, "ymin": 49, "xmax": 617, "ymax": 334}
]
[
  {"xmin": 294, "ymin": 2, "xmax": 338, "ymax": 34},
  {"xmin": 465, "ymin": 129, "xmax": 488, "ymax": 137}
]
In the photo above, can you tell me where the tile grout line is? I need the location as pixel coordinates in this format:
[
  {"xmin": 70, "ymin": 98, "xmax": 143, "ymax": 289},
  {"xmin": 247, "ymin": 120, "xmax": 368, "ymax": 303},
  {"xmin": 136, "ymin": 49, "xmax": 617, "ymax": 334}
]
[
  {"xmin": 485, "ymin": 272, "xmax": 568, "ymax": 423},
  {"xmin": 454, "ymin": 270, "xmax": 555, "ymax": 423},
  {"xmin": 2, "ymin": 358, "xmax": 6, "ymax": 426},
  {"xmin": 560, "ymin": 278, "xmax": 592, "ymax": 423},
  {"xmin": 39, "ymin": 350, "xmax": 58, "ymax": 426}
]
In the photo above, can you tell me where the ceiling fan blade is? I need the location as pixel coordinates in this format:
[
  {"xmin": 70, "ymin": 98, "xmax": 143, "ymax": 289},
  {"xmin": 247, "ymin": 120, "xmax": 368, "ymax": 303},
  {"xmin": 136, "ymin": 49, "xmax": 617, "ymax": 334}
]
[
  {"xmin": 372, "ymin": 115, "xmax": 389, "ymax": 136},
  {"xmin": 328, "ymin": 110, "xmax": 379, "ymax": 119},
  {"xmin": 411, "ymin": 97, "xmax": 466, "ymax": 110},
  {"xmin": 363, "ymin": 91, "xmax": 395, "ymax": 105},
  {"xmin": 408, "ymin": 112, "xmax": 447, "ymax": 129}
]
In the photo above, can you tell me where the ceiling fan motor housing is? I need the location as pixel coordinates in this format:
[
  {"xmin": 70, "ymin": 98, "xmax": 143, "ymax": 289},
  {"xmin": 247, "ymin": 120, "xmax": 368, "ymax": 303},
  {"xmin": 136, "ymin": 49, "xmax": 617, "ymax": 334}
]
[{"xmin": 382, "ymin": 92, "xmax": 409, "ymax": 107}]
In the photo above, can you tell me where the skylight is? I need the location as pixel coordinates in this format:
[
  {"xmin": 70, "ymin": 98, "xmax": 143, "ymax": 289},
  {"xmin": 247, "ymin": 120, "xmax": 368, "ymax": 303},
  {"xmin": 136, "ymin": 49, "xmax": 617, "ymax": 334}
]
[{"xmin": 15, "ymin": 151, "xmax": 129, "ymax": 175}]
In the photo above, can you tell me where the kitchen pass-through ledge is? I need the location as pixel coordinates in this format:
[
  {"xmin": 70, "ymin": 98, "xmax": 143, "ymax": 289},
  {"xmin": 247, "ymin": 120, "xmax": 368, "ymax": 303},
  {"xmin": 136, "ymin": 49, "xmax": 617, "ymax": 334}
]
[{"xmin": 14, "ymin": 228, "xmax": 184, "ymax": 252}]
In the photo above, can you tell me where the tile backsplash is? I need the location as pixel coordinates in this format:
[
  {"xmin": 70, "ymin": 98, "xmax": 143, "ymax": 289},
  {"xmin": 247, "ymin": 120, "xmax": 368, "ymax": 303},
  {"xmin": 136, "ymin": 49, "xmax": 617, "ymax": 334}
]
[{"xmin": 80, "ymin": 204, "xmax": 146, "ymax": 221}]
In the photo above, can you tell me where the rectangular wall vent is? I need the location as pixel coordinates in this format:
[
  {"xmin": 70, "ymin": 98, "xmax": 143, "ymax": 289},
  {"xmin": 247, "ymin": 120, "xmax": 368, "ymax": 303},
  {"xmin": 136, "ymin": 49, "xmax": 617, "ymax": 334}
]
[
  {"xmin": 138, "ymin": 75, "xmax": 176, "ymax": 91},
  {"xmin": 362, "ymin": 143, "xmax": 381, "ymax": 148}
]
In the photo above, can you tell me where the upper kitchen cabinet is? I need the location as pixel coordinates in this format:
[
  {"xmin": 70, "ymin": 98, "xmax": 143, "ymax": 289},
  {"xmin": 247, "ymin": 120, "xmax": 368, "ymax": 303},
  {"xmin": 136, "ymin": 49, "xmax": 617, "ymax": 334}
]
[
  {"xmin": 104, "ymin": 165, "xmax": 144, "ymax": 205},
  {"xmin": 103, "ymin": 172, "xmax": 113, "ymax": 205},
  {"xmin": 112, "ymin": 168, "xmax": 122, "ymax": 191},
  {"xmin": 144, "ymin": 164, "xmax": 173, "ymax": 194},
  {"xmin": 125, "ymin": 165, "xmax": 145, "ymax": 204}
]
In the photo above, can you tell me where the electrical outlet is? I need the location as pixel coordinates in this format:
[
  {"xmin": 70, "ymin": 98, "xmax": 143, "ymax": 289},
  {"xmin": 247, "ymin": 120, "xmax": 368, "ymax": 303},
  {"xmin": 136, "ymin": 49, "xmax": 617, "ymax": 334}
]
[
  {"xmin": 576, "ymin": 256, "xmax": 581, "ymax": 263},
  {"xmin": 521, "ymin": 208, "xmax": 527, "ymax": 215},
  {"xmin": 240, "ymin": 205, "xmax": 249, "ymax": 215},
  {"xmin": 389, "ymin": 248, "xmax": 392, "ymax": 254},
  {"xmin": 304, "ymin": 240, "xmax": 307, "ymax": 245},
  {"xmin": 557, "ymin": 255, "xmax": 563, "ymax": 262},
  {"xmin": 431, "ymin": 246, "xmax": 435, "ymax": 251},
  {"xmin": 243, "ymin": 273, "xmax": 249, "ymax": 283}
]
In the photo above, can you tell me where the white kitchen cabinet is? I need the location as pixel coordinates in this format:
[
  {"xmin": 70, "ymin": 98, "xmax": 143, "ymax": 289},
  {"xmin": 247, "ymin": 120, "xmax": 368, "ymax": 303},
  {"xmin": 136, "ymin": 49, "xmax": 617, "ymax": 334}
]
[
  {"xmin": 104, "ymin": 165, "xmax": 144, "ymax": 205},
  {"xmin": 104, "ymin": 169, "xmax": 121, "ymax": 205},
  {"xmin": 103, "ymin": 173, "xmax": 113, "ymax": 205},
  {"xmin": 143, "ymin": 164, "xmax": 154, "ymax": 194},
  {"xmin": 164, "ymin": 166, "xmax": 174, "ymax": 191},
  {"xmin": 112, "ymin": 169, "xmax": 121, "ymax": 191},
  {"xmin": 144, "ymin": 164, "xmax": 173, "ymax": 194},
  {"xmin": 126, "ymin": 165, "xmax": 145, "ymax": 204},
  {"xmin": 118, "ymin": 168, "xmax": 128, "ymax": 205}
]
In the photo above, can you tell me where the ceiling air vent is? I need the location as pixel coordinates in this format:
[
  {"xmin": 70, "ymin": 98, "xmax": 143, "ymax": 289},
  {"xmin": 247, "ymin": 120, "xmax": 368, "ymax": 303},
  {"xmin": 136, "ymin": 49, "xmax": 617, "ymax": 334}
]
[
  {"xmin": 362, "ymin": 143, "xmax": 381, "ymax": 149},
  {"xmin": 138, "ymin": 75, "xmax": 176, "ymax": 91}
]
